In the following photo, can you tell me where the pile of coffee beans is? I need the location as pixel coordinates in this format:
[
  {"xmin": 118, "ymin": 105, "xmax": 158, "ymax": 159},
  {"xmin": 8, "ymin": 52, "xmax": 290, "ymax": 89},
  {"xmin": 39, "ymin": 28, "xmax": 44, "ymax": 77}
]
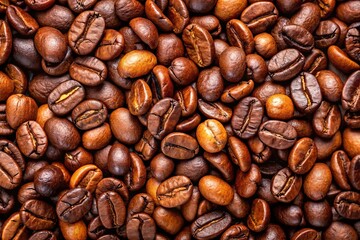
[{"xmin": 0, "ymin": 0, "xmax": 359, "ymax": 239}]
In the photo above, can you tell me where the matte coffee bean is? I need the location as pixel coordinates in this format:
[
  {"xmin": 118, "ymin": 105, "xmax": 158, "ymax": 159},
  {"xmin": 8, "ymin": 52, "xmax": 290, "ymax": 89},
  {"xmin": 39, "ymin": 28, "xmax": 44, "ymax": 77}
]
[
  {"xmin": 182, "ymin": 23, "xmax": 214, "ymax": 67},
  {"xmin": 268, "ymin": 49, "xmax": 305, "ymax": 81},
  {"xmin": 191, "ymin": 211, "xmax": 232, "ymax": 239},
  {"xmin": 20, "ymin": 199, "xmax": 57, "ymax": 230},
  {"xmin": 271, "ymin": 167, "xmax": 302, "ymax": 202},
  {"xmin": 199, "ymin": 175, "xmax": 234, "ymax": 205},
  {"xmin": 231, "ymin": 97, "xmax": 263, "ymax": 139},
  {"xmin": 48, "ymin": 80, "xmax": 85, "ymax": 116},
  {"xmin": 56, "ymin": 188, "xmax": 92, "ymax": 223},
  {"xmin": 29, "ymin": 231, "xmax": 56, "ymax": 240},
  {"xmin": 323, "ymin": 221, "xmax": 358, "ymax": 240},
  {"xmin": 157, "ymin": 175, "xmax": 193, "ymax": 208},
  {"xmin": 161, "ymin": 132, "xmax": 199, "ymax": 160},
  {"xmin": 16, "ymin": 121, "xmax": 48, "ymax": 159},
  {"xmin": 68, "ymin": 11, "xmax": 105, "ymax": 55},
  {"xmin": 175, "ymin": 156, "xmax": 209, "ymax": 182},
  {"xmin": 288, "ymin": 138, "xmax": 317, "ymax": 174},
  {"xmin": 69, "ymin": 56, "xmax": 107, "ymax": 87},
  {"xmin": 259, "ymin": 120, "xmax": 297, "ymax": 149}
]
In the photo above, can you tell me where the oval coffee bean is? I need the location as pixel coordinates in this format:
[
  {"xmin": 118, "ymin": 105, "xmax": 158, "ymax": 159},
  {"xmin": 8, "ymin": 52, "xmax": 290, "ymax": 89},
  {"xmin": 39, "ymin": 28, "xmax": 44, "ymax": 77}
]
[
  {"xmin": 199, "ymin": 175, "xmax": 234, "ymax": 206},
  {"xmin": 271, "ymin": 167, "xmax": 302, "ymax": 203},
  {"xmin": 268, "ymin": 49, "xmax": 305, "ymax": 81},
  {"xmin": 304, "ymin": 163, "xmax": 332, "ymax": 201},
  {"xmin": 20, "ymin": 199, "xmax": 57, "ymax": 230},
  {"xmin": 312, "ymin": 101, "xmax": 341, "ymax": 138},
  {"xmin": 157, "ymin": 175, "xmax": 193, "ymax": 208},
  {"xmin": 247, "ymin": 198, "xmax": 271, "ymax": 232},
  {"xmin": 56, "ymin": 188, "xmax": 92, "ymax": 223},
  {"xmin": 161, "ymin": 132, "xmax": 199, "ymax": 160},
  {"xmin": 71, "ymin": 100, "xmax": 108, "ymax": 131},
  {"xmin": 48, "ymin": 80, "xmax": 85, "ymax": 116},
  {"xmin": 0, "ymin": 20, "xmax": 12, "ymax": 65},
  {"xmin": 69, "ymin": 56, "xmax": 107, "ymax": 87},
  {"xmin": 334, "ymin": 191, "xmax": 360, "ymax": 220},
  {"xmin": 288, "ymin": 137, "xmax": 317, "ymax": 174},
  {"xmin": 259, "ymin": 120, "xmax": 297, "ymax": 149},
  {"xmin": 97, "ymin": 191, "xmax": 126, "ymax": 229},
  {"xmin": 342, "ymin": 70, "xmax": 360, "ymax": 112},
  {"xmin": 126, "ymin": 213, "xmax": 156, "ymax": 240},
  {"xmin": 191, "ymin": 211, "xmax": 232, "ymax": 240},
  {"xmin": 282, "ymin": 25, "xmax": 314, "ymax": 52},
  {"xmin": 0, "ymin": 151, "xmax": 22, "ymax": 190}
]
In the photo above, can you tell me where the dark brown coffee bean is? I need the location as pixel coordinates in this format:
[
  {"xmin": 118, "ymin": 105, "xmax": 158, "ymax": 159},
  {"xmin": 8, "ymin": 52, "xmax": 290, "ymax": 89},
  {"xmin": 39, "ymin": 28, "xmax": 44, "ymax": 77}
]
[
  {"xmin": 168, "ymin": 0, "xmax": 190, "ymax": 34},
  {"xmin": 130, "ymin": 17, "xmax": 159, "ymax": 49},
  {"xmin": 34, "ymin": 5, "xmax": 74, "ymax": 32},
  {"xmin": 176, "ymin": 113, "xmax": 202, "ymax": 132},
  {"xmin": 161, "ymin": 132, "xmax": 199, "ymax": 160},
  {"xmin": 271, "ymin": 167, "xmax": 302, "ymax": 202},
  {"xmin": 148, "ymin": 98, "xmax": 181, "ymax": 140},
  {"xmin": 44, "ymin": 117, "xmax": 81, "ymax": 151},
  {"xmin": 68, "ymin": 11, "xmax": 105, "ymax": 55},
  {"xmin": 0, "ymin": 21, "xmax": 12, "ymax": 66},
  {"xmin": 323, "ymin": 221, "xmax": 358, "ymax": 240},
  {"xmin": 13, "ymin": 37, "xmax": 42, "ymax": 71},
  {"xmin": 330, "ymin": 150, "xmax": 351, "ymax": 190},
  {"xmin": 222, "ymin": 80, "xmax": 254, "ymax": 104},
  {"xmin": 259, "ymin": 120, "xmax": 297, "ymax": 149},
  {"xmin": 314, "ymin": 20, "xmax": 340, "ymax": 49},
  {"xmin": 69, "ymin": 56, "xmax": 107, "ymax": 87},
  {"xmin": 203, "ymin": 151, "xmax": 234, "ymax": 182},
  {"xmin": 157, "ymin": 175, "xmax": 193, "ymax": 208},
  {"xmin": 219, "ymin": 46, "xmax": 246, "ymax": 82},
  {"xmin": 182, "ymin": 23, "xmax": 214, "ymax": 67},
  {"xmin": 336, "ymin": 1, "xmax": 360, "ymax": 24},
  {"xmin": 86, "ymin": 81, "xmax": 124, "ymax": 110},
  {"xmin": 290, "ymin": 3, "xmax": 321, "ymax": 33},
  {"xmin": 291, "ymin": 228, "xmax": 320, "ymax": 240},
  {"xmin": 196, "ymin": 67, "xmax": 224, "ymax": 102},
  {"xmin": 168, "ymin": 57, "xmax": 198, "ymax": 86},
  {"xmin": 274, "ymin": 204, "xmax": 304, "ymax": 227},
  {"xmin": 190, "ymin": 15, "xmax": 221, "ymax": 37},
  {"xmin": 312, "ymin": 101, "xmax": 341, "ymax": 138},
  {"xmin": 16, "ymin": 121, "xmax": 48, "ymax": 159},
  {"xmin": 231, "ymin": 97, "xmax": 263, "ymax": 139},
  {"xmin": 198, "ymin": 99, "xmax": 232, "ymax": 123},
  {"xmin": 107, "ymin": 142, "xmax": 130, "ymax": 176},
  {"xmin": 56, "ymin": 188, "xmax": 92, "ymax": 223},
  {"xmin": 220, "ymin": 224, "xmax": 249, "ymax": 240},
  {"xmin": 289, "ymin": 138, "xmax": 317, "ymax": 174},
  {"xmin": 6, "ymin": 5, "xmax": 39, "ymax": 36},
  {"xmin": 345, "ymin": 22, "xmax": 360, "ymax": 62},
  {"xmin": 349, "ymin": 155, "xmax": 360, "ymax": 190},
  {"xmin": 174, "ymin": 85, "xmax": 198, "ymax": 117},
  {"xmin": 282, "ymin": 25, "xmax": 314, "ymax": 52},
  {"xmin": 246, "ymin": 54, "xmax": 267, "ymax": 83},
  {"xmin": 334, "ymin": 191, "xmax": 360, "ymax": 220},
  {"xmin": 268, "ymin": 49, "xmax": 305, "ymax": 81},
  {"xmin": 34, "ymin": 27, "xmax": 67, "ymax": 63},
  {"xmin": 191, "ymin": 211, "xmax": 232, "ymax": 239},
  {"xmin": 247, "ymin": 198, "xmax": 271, "ymax": 232},
  {"xmin": 34, "ymin": 165, "xmax": 65, "ymax": 197},
  {"xmin": 156, "ymin": 33, "xmax": 184, "ymax": 66},
  {"xmin": 29, "ymin": 231, "xmax": 56, "ymax": 240},
  {"xmin": 342, "ymin": 70, "xmax": 360, "ymax": 112},
  {"xmin": 290, "ymin": 72, "xmax": 322, "ymax": 114},
  {"xmin": 98, "ymin": 191, "xmax": 126, "ymax": 229},
  {"xmin": 315, "ymin": 70, "xmax": 344, "ymax": 103},
  {"xmin": 303, "ymin": 48, "xmax": 328, "ymax": 74},
  {"xmin": 68, "ymin": 0, "xmax": 96, "ymax": 12},
  {"xmin": 135, "ymin": 130, "xmax": 159, "ymax": 161},
  {"xmin": 0, "ymin": 151, "xmax": 22, "ymax": 190},
  {"xmin": 115, "ymin": 0, "xmax": 144, "ymax": 22},
  {"xmin": 304, "ymin": 200, "xmax": 332, "ymax": 228},
  {"xmin": 126, "ymin": 213, "xmax": 156, "ymax": 240},
  {"xmin": 226, "ymin": 19, "xmax": 254, "ymax": 54},
  {"xmin": 240, "ymin": 2, "xmax": 278, "ymax": 35},
  {"xmin": 48, "ymin": 80, "xmax": 85, "ymax": 116},
  {"xmin": 0, "ymin": 187, "xmax": 14, "ymax": 214},
  {"xmin": 20, "ymin": 199, "xmax": 57, "ymax": 230},
  {"xmin": 0, "ymin": 139, "xmax": 25, "ymax": 171},
  {"xmin": 127, "ymin": 193, "xmax": 154, "ymax": 218},
  {"xmin": 175, "ymin": 156, "xmax": 209, "ymax": 182},
  {"xmin": 71, "ymin": 100, "xmax": 107, "ymax": 131}
]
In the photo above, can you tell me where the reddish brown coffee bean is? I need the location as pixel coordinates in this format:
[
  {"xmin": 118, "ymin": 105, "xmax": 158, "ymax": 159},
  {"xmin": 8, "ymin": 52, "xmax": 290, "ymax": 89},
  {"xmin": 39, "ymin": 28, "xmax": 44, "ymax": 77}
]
[{"xmin": 199, "ymin": 175, "xmax": 234, "ymax": 206}]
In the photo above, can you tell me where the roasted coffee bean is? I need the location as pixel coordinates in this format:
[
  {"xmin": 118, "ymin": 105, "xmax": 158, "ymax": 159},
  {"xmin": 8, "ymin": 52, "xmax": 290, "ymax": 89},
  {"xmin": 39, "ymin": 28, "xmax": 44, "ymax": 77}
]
[
  {"xmin": 290, "ymin": 3, "xmax": 321, "ymax": 33},
  {"xmin": 304, "ymin": 163, "xmax": 332, "ymax": 201},
  {"xmin": 226, "ymin": 19, "xmax": 254, "ymax": 54},
  {"xmin": 68, "ymin": 11, "xmax": 105, "ymax": 55},
  {"xmin": 220, "ymin": 224, "xmax": 249, "ymax": 240},
  {"xmin": 118, "ymin": 50, "xmax": 157, "ymax": 79},
  {"xmin": 98, "ymin": 191, "xmax": 126, "ymax": 229},
  {"xmin": 0, "ymin": 151, "xmax": 22, "ymax": 190},
  {"xmin": 198, "ymin": 99, "xmax": 232, "ymax": 123},
  {"xmin": 199, "ymin": 175, "xmax": 233, "ymax": 205},
  {"xmin": 174, "ymin": 85, "xmax": 198, "ymax": 117},
  {"xmin": 56, "ymin": 188, "xmax": 92, "ymax": 223},
  {"xmin": 235, "ymin": 164, "xmax": 261, "ymax": 198},
  {"xmin": 303, "ymin": 48, "xmax": 328, "ymax": 74},
  {"xmin": 148, "ymin": 98, "xmax": 182, "ymax": 140},
  {"xmin": 69, "ymin": 56, "xmax": 107, "ymax": 87},
  {"xmin": 95, "ymin": 29, "xmax": 124, "ymax": 61},
  {"xmin": 288, "ymin": 138, "xmax": 317, "ymax": 174},
  {"xmin": 271, "ymin": 167, "xmax": 302, "ymax": 202},
  {"xmin": 312, "ymin": 101, "xmax": 341, "ymax": 138},
  {"xmin": 128, "ymin": 79, "xmax": 152, "ymax": 116},
  {"xmin": 70, "ymin": 164, "xmax": 103, "ymax": 193},
  {"xmin": 266, "ymin": 94, "xmax": 294, "ymax": 120},
  {"xmin": 274, "ymin": 204, "xmax": 304, "ymax": 227},
  {"xmin": 323, "ymin": 221, "xmax": 358, "ymax": 240},
  {"xmin": 150, "ymin": 65, "xmax": 174, "ymax": 99},
  {"xmin": 349, "ymin": 155, "xmax": 360, "ymax": 190},
  {"xmin": 342, "ymin": 70, "xmax": 360, "ymax": 112},
  {"xmin": 191, "ymin": 211, "xmax": 232, "ymax": 239},
  {"xmin": 282, "ymin": 25, "xmax": 314, "ymax": 52},
  {"xmin": 6, "ymin": 94, "xmax": 38, "ymax": 130},
  {"xmin": 157, "ymin": 175, "xmax": 193, "ymax": 208},
  {"xmin": 345, "ymin": 22, "xmax": 360, "ymax": 62},
  {"xmin": 334, "ymin": 191, "xmax": 360, "ymax": 220},
  {"xmin": 259, "ymin": 120, "xmax": 297, "ymax": 149},
  {"xmin": 34, "ymin": 27, "xmax": 67, "ymax": 63},
  {"xmin": 28, "ymin": 231, "xmax": 56, "ymax": 240},
  {"xmin": 247, "ymin": 198, "xmax": 271, "ymax": 232},
  {"xmin": 161, "ymin": 132, "xmax": 199, "ymax": 160},
  {"xmin": 153, "ymin": 206, "xmax": 184, "ymax": 235},
  {"xmin": 0, "ymin": 21, "xmax": 12, "ymax": 66},
  {"xmin": 124, "ymin": 152, "xmax": 146, "ymax": 191},
  {"xmin": 182, "ymin": 23, "xmax": 214, "ymax": 67},
  {"xmin": 71, "ymin": 100, "xmax": 107, "ymax": 131},
  {"xmin": 228, "ymin": 136, "xmax": 251, "ymax": 172},
  {"xmin": 314, "ymin": 20, "xmax": 340, "ymax": 49},
  {"xmin": 34, "ymin": 165, "xmax": 65, "ymax": 197},
  {"xmin": 254, "ymin": 33, "xmax": 277, "ymax": 59},
  {"xmin": 0, "ymin": 139, "xmax": 25, "ymax": 172},
  {"xmin": 336, "ymin": 1, "xmax": 360, "ymax": 24},
  {"xmin": 291, "ymin": 228, "xmax": 320, "ymax": 240},
  {"xmin": 330, "ymin": 150, "xmax": 351, "ymax": 190},
  {"xmin": 219, "ymin": 46, "xmax": 246, "ymax": 82},
  {"xmin": 16, "ymin": 121, "xmax": 48, "ymax": 159},
  {"xmin": 290, "ymin": 72, "xmax": 322, "ymax": 114},
  {"xmin": 315, "ymin": 70, "xmax": 343, "ymax": 103},
  {"xmin": 268, "ymin": 49, "xmax": 305, "ymax": 81},
  {"xmin": 115, "ymin": 0, "xmax": 144, "ymax": 22},
  {"xmin": 304, "ymin": 200, "xmax": 332, "ymax": 228},
  {"xmin": 0, "ymin": 188, "xmax": 14, "ymax": 214},
  {"xmin": 328, "ymin": 45, "xmax": 360, "ymax": 74},
  {"xmin": 6, "ymin": 5, "xmax": 39, "ymax": 36},
  {"xmin": 48, "ymin": 80, "xmax": 85, "ymax": 116},
  {"xmin": 1, "ymin": 212, "xmax": 29, "ymax": 240},
  {"xmin": 20, "ymin": 199, "xmax": 57, "ymax": 230},
  {"xmin": 126, "ymin": 213, "xmax": 156, "ymax": 240},
  {"xmin": 68, "ymin": 0, "xmax": 96, "ymax": 12},
  {"xmin": 196, "ymin": 119, "xmax": 227, "ymax": 153},
  {"xmin": 130, "ymin": 17, "xmax": 159, "ymax": 49},
  {"xmin": 175, "ymin": 156, "xmax": 209, "ymax": 182},
  {"xmin": 127, "ymin": 193, "xmax": 154, "ymax": 218},
  {"xmin": 190, "ymin": 15, "xmax": 221, "ymax": 36}
]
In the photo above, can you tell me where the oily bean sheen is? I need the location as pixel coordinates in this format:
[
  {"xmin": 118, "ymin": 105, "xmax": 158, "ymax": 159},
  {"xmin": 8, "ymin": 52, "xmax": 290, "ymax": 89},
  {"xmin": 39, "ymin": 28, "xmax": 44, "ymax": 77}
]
[
  {"xmin": 219, "ymin": 46, "xmax": 246, "ymax": 82},
  {"xmin": 161, "ymin": 132, "xmax": 199, "ymax": 160},
  {"xmin": 231, "ymin": 97, "xmax": 264, "ymax": 139},
  {"xmin": 290, "ymin": 72, "xmax": 322, "ymax": 114},
  {"xmin": 268, "ymin": 49, "xmax": 305, "ymax": 81},
  {"xmin": 345, "ymin": 23, "xmax": 360, "ymax": 62},
  {"xmin": 271, "ymin": 167, "xmax": 302, "ymax": 202},
  {"xmin": 288, "ymin": 138, "xmax": 317, "ymax": 174},
  {"xmin": 20, "ymin": 199, "xmax": 57, "ymax": 230},
  {"xmin": 71, "ymin": 99, "xmax": 107, "ymax": 131},
  {"xmin": 191, "ymin": 211, "xmax": 232, "ymax": 240},
  {"xmin": 0, "ymin": 151, "xmax": 22, "ymax": 190},
  {"xmin": 0, "ymin": 20, "xmax": 12, "ymax": 65},
  {"xmin": 247, "ymin": 198, "xmax": 271, "ymax": 232},
  {"xmin": 56, "ymin": 188, "xmax": 92, "ymax": 223},
  {"xmin": 282, "ymin": 25, "xmax": 314, "ymax": 52},
  {"xmin": 259, "ymin": 120, "xmax": 297, "ymax": 149},
  {"xmin": 334, "ymin": 191, "xmax": 360, "ymax": 220},
  {"xmin": 48, "ymin": 80, "xmax": 85, "ymax": 116},
  {"xmin": 182, "ymin": 23, "xmax": 214, "ymax": 67},
  {"xmin": 69, "ymin": 56, "xmax": 107, "ymax": 86},
  {"xmin": 199, "ymin": 175, "xmax": 234, "ymax": 206},
  {"xmin": 68, "ymin": 11, "xmax": 105, "ymax": 55},
  {"xmin": 312, "ymin": 101, "xmax": 341, "ymax": 138},
  {"xmin": 126, "ymin": 213, "xmax": 156, "ymax": 240},
  {"xmin": 342, "ymin": 70, "xmax": 360, "ymax": 112},
  {"xmin": 34, "ymin": 27, "xmax": 67, "ymax": 63},
  {"xmin": 156, "ymin": 175, "xmax": 193, "ymax": 208}
]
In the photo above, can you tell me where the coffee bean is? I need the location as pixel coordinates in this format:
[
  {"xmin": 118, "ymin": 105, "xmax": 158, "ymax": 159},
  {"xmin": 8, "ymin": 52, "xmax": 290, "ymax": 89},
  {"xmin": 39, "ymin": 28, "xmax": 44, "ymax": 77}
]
[
  {"xmin": 198, "ymin": 99, "xmax": 232, "ymax": 123},
  {"xmin": 259, "ymin": 120, "xmax": 297, "ymax": 149},
  {"xmin": 304, "ymin": 163, "xmax": 332, "ymax": 201},
  {"xmin": 20, "ymin": 199, "xmax": 57, "ymax": 230},
  {"xmin": 34, "ymin": 27, "xmax": 67, "ymax": 63},
  {"xmin": 0, "ymin": 21, "xmax": 12, "ymax": 66},
  {"xmin": 199, "ymin": 175, "xmax": 234, "ymax": 205},
  {"xmin": 342, "ymin": 70, "xmax": 360, "ymax": 112},
  {"xmin": 128, "ymin": 79, "xmax": 152, "ymax": 116},
  {"xmin": 247, "ymin": 198, "xmax": 271, "ymax": 232},
  {"xmin": 157, "ymin": 175, "xmax": 193, "ymax": 208},
  {"xmin": 6, "ymin": 5, "xmax": 39, "ymax": 36},
  {"xmin": 282, "ymin": 25, "xmax": 314, "ymax": 52},
  {"xmin": 226, "ymin": 19, "xmax": 254, "ymax": 54},
  {"xmin": 70, "ymin": 164, "xmax": 103, "ymax": 193},
  {"xmin": 268, "ymin": 49, "xmax": 305, "ymax": 81},
  {"xmin": 126, "ymin": 213, "xmax": 156, "ymax": 240},
  {"xmin": 161, "ymin": 132, "xmax": 199, "ymax": 160},
  {"xmin": 191, "ymin": 211, "xmax": 232, "ymax": 239},
  {"xmin": 6, "ymin": 94, "xmax": 38, "ymax": 129},
  {"xmin": 196, "ymin": 119, "xmax": 227, "ymax": 153},
  {"xmin": 313, "ymin": 101, "xmax": 341, "ymax": 138},
  {"xmin": 0, "ymin": 151, "xmax": 22, "ymax": 190},
  {"xmin": 334, "ymin": 191, "xmax": 360, "ymax": 220},
  {"xmin": 69, "ymin": 56, "xmax": 107, "ymax": 87},
  {"xmin": 288, "ymin": 138, "xmax": 317, "ymax": 174},
  {"xmin": 271, "ymin": 167, "xmax": 302, "ymax": 202}
]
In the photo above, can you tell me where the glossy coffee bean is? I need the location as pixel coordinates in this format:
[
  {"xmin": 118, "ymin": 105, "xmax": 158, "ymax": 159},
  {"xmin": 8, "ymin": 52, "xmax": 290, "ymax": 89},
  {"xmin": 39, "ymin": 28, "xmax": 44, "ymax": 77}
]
[
  {"xmin": 126, "ymin": 213, "xmax": 156, "ymax": 240},
  {"xmin": 282, "ymin": 25, "xmax": 314, "ymax": 52},
  {"xmin": 95, "ymin": 29, "xmax": 124, "ymax": 61},
  {"xmin": 20, "ymin": 199, "xmax": 57, "ymax": 230},
  {"xmin": 235, "ymin": 164, "xmax": 261, "ymax": 198},
  {"xmin": 161, "ymin": 132, "xmax": 199, "ymax": 160},
  {"xmin": 219, "ymin": 46, "xmax": 246, "ymax": 82},
  {"xmin": 313, "ymin": 101, "xmax": 341, "ymax": 138},
  {"xmin": 247, "ymin": 198, "xmax": 271, "ymax": 232},
  {"xmin": 0, "ymin": 21, "xmax": 12, "ymax": 66},
  {"xmin": 34, "ymin": 27, "xmax": 67, "ymax": 63},
  {"xmin": 6, "ymin": 94, "xmax": 38, "ymax": 129},
  {"xmin": 0, "ymin": 152, "xmax": 22, "ymax": 190},
  {"xmin": 271, "ymin": 167, "xmax": 302, "ymax": 203},
  {"xmin": 71, "ymin": 100, "xmax": 107, "ymax": 131},
  {"xmin": 304, "ymin": 163, "xmax": 332, "ymax": 201},
  {"xmin": 288, "ymin": 138, "xmax": 317, "ymax": 174},
  {"xmin": 259, "ymin": 120, "xmax": 297, "ymax": 149},
  {"xmin": 196, "ymin": 119, "xmax": 227, "ymax": 153},
  {"xmin": 6, "ymin": 5, "xmax": 39, "ymax": 36},
  {"xmin": 266, "ymin": 94, "xmax": 294, "ymax": 120},
  {"xmin": 269, "ymin": 49, "xmax": 305, "ymax": 81},
  {"xmin": 191, "ymin": 211, "xmax": 232, "ymax": 239},
  {"xmin": 70, "ymin": 164, "xmax": 103, "ymax": 193},
  {"xmin": 157, "ymin": 175, "xmax": 193, "ymax": 208},
  {"xmin": 69, "ymin": 56, "xmax": 107, "ymax": 87},
  {"xmin": 334, "ymin": 191, "xmax": 360, "ymax": 220},
  {"xmin": 342, "ymin": 70, "xmax": 360, "ymax": 113},
  {"xmin": 199, "ymin": 175, "xmax": 234, "ymax": 206}
]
